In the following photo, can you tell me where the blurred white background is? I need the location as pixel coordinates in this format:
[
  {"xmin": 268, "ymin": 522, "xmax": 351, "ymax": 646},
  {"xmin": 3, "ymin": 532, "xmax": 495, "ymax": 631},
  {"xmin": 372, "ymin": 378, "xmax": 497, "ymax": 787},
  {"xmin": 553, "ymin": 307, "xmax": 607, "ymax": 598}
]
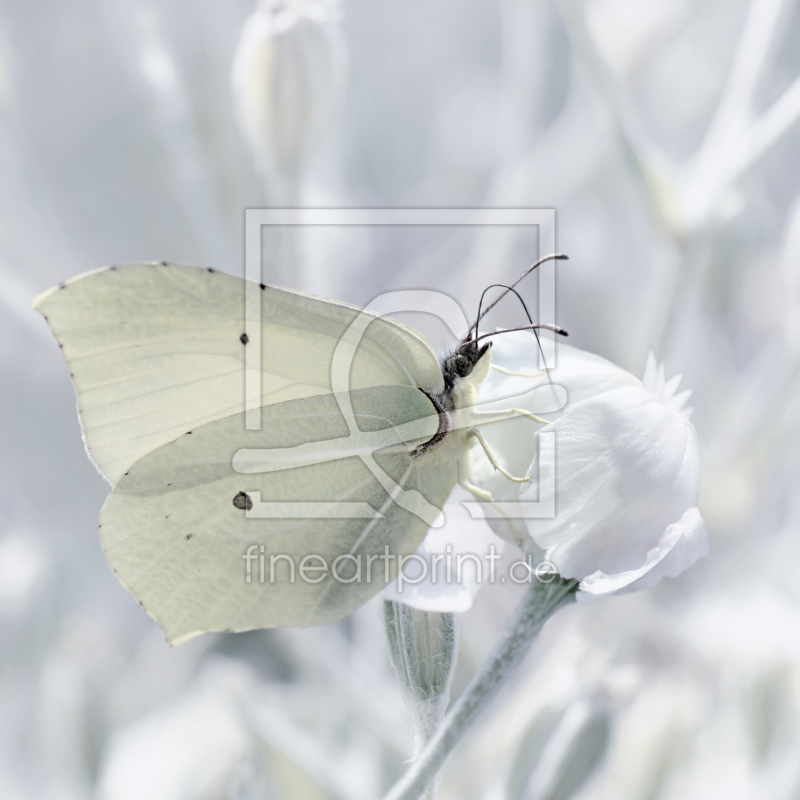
[{"xmin": 3, "ymin": 0, "xmax": 800, "ymax": 797}]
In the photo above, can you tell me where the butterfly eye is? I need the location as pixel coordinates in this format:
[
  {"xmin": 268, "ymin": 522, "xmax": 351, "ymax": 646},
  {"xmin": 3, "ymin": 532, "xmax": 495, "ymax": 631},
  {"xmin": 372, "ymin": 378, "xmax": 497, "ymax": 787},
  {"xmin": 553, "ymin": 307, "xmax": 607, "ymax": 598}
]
[{"xmin": 453, "ymin": 354, "xmax": 471, "ymax": 376}]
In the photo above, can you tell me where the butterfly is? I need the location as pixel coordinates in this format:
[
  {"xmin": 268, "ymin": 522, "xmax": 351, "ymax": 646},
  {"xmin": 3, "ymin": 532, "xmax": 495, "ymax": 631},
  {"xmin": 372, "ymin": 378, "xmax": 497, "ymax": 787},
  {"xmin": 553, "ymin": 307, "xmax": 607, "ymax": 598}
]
[{"xmin": 33, "ymin": 262, "xmax": 566, "ymax": 643}]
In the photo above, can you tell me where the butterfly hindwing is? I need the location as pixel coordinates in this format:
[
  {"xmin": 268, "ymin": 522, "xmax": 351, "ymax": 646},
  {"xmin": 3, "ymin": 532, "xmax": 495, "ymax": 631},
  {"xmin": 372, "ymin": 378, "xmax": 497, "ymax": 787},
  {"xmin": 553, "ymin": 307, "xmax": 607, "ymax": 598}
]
[{"xmin": 99, "ymin": 385, "xmax": 456, "ymax": 643}]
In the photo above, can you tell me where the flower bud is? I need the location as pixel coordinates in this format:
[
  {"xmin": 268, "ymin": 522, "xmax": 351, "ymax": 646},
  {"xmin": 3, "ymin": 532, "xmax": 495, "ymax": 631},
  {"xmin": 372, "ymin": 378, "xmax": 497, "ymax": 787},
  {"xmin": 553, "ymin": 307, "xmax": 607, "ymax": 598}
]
[
  {"xmin": 231, "ymin": 0, "xmax": 345, "ymax": 179},
  {"xmin": 384, "ymin": 601, "xmax": 458, "ymax": 754},
  {"xmin": 510, "ymin": 698, "xmax": 610, "ymax": 800}
]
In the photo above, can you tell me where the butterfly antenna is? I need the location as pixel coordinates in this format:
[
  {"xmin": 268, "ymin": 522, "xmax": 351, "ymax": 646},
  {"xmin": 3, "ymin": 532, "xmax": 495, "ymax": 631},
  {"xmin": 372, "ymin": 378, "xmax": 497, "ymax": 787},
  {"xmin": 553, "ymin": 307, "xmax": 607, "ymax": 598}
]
[
  {"xmin": 473, "ymin": 323, "xmax": 568, "ymax": 344},
  {"xmin": 466, "ymin": 253, "xmax": 569, "ymax": 340},
  {"xmin": 472, "ymin": 283, "xmax": 557, "ymax": 381},
  {"xmin": 473, "ymin": 283, "xmax": 534, "ymax": 343}
]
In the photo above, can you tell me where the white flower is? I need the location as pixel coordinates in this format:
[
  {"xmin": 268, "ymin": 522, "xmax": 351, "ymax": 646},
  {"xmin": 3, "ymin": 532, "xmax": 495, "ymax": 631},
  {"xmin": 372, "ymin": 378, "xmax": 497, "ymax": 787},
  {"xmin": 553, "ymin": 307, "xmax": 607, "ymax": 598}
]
[
  {"xmin": 380, "ymin": 488, "xmax": 504, "ymax": 613},
  {"xmin": 474, "ymin": 336, "xmax": 709, "ymax": 603},
  {"xmin": 231, "ymin": 0, "xmax": 345, "ymax": 178}
]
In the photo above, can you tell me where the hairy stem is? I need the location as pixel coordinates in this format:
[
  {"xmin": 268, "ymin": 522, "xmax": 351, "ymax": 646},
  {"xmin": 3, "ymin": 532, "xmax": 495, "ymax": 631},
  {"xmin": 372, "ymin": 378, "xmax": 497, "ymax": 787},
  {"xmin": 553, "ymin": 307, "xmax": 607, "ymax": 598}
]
[{"xmin": 383, "ymin": 577, "xmax": 578, "ymax": 800}]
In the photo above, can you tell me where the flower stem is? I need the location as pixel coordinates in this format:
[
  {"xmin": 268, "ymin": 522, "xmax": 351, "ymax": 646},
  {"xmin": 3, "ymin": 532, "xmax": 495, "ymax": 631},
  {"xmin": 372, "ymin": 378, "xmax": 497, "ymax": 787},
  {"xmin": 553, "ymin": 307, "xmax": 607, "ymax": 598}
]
[{"xmin": 382, "ymin": 577, "xmax": 578, "ymax": 800}]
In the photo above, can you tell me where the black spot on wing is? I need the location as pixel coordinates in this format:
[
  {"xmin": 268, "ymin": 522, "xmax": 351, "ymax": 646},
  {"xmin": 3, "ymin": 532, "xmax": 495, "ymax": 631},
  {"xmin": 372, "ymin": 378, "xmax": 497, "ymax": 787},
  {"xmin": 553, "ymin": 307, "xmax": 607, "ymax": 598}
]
[
  {"xmin": 260, "ymin": 283, "xmax": 266, "ymax": 290},
  {"xmin": 184, "ymin": 533, "xmax": 194, "ymax": 541},
  {"xmin": 233, "ymin": 491, "xmax": 252, "ymax": 511},
  {"xmin": 159, "ymin": 261, "xmax": 168, "ymax": 266},
  {"xmin": 207, "ymin": 267, "xmax": 215, "ymax": 273},
  {"xmin": 240, "ymin": 333, "xmax": 249, "ymax": 345}
]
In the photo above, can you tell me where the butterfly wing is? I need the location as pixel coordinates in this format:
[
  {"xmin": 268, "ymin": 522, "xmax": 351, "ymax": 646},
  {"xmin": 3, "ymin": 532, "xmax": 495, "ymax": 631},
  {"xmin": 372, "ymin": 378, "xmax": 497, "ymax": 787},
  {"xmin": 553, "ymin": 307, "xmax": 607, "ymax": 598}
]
[
  {"xmin": 32, "ymin": 263, "xmax": 443, "ymax": 485},
  {"xmin": 99, "ymin": 385, "xmax": 455, "ymax": 643}
]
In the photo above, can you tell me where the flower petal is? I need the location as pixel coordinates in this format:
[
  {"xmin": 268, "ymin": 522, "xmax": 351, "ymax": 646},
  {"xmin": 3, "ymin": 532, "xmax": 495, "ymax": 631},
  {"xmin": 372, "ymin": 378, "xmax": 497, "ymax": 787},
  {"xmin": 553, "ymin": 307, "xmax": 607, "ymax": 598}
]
[
  {"xmin": 531, "ymin": 384, "xmax": 700, "ymax": 578},
  {"xmin": 380, "ymin": 493, "xmax": 505, "ymax": 613},
  {"xmin": 642, "ymin": 350, "xmax": 659, "ymax": 393},
  {"xmin": 576, "ymin": 507, "xmax": 709, "ymax": 602}
]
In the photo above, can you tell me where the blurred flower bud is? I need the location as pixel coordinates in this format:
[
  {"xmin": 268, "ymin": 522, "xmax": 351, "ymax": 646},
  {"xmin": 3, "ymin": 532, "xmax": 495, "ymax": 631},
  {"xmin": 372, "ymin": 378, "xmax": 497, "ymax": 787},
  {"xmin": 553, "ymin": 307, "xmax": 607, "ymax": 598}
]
[
  {"xmin": 515, "ymin": 698, "xmax": 610, "ymax": 800},
  {"xmin": 98, "ymin": 679, "xmax": 254, "ymax": 800},
  {"xmin": 475, "ymin": 338, "xmax": 709, "ymax": 602},
  {"xmin": 231, "ymin": 0, "xmax": 345, "ymax": 180}
]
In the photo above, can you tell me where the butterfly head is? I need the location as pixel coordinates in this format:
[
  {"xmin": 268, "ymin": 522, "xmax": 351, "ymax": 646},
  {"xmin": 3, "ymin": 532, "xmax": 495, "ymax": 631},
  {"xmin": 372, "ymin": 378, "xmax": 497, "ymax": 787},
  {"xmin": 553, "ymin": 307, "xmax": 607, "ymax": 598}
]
[{"xmin": 441, "ymin": 340, "xmax": 491, "ymax": 396}]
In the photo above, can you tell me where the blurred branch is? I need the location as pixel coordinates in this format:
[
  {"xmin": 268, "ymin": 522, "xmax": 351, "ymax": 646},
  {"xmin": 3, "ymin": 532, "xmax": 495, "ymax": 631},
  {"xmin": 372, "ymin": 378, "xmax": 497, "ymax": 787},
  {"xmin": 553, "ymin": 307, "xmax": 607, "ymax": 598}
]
[
  {"xmin": 241, "ymin": 685, "xmax": 370, "ymax": 800},
  {"xmin": 559, "ymin": 0, "xmax": 800, "ymax": 236},
  {"xmin": 680, "ymin": 0, "xmax": 797, "ymax": 227},
  {"xmin": 705, "ymin": 193, "xmax": 800, "ymax": 468},
  {"xmin": 557, "ymin": 0, "xmax": 800, "ymax": 363},
  {"xmin": 94, "ymin": 0, "xmax": 236, "ymax": 268},
  {"xmin": 697, "ymin": 0, "xmax": 788, "ymax": 155},
  {"xmin": 717, "ymin": 72, "xmax": 800, "ymax": 195},
  {"xmin": 557, "ymin": 0, "xmax": 678, "ymax": 231},
  {"xmin": 680, "ymin": 69, "xmax": 800, "ymax": 230},
  {"xmin": 555, "ymin": 0, "xmax": 689, "ymax": 358},
  {"xmin": 457, "ymin": 0, "xmax": 603, "ymax": 321}
]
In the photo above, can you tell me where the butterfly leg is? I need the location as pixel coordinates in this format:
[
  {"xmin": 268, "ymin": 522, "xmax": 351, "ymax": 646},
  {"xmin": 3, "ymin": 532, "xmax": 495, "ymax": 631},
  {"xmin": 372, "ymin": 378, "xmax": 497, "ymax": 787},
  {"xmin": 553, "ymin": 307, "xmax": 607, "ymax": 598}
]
[
  {"xmin": 469, "ymin": 428, "xmax": 531, "ymax": 484},
  {"xmin": 459, "ymin": 476, "xmax": 494, "ymax": 503},
  {"xmin": 489, "ymin": 365, "xmax": 547, "ymax": 378},
  {"xmin": 457, "ymin": 459, "xmax": 524, "ymax": 546},
  {"xmin": 471, "ymin": 408, "xmax": 550, "ymax": 426}
]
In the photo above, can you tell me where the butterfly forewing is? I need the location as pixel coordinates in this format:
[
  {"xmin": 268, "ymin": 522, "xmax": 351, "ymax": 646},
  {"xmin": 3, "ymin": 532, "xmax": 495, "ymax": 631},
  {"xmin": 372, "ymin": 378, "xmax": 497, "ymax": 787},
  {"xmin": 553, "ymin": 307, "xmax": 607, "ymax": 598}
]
[{"xmin": 32, "ymin": 264, "xmax": 443, "ymax": 485}]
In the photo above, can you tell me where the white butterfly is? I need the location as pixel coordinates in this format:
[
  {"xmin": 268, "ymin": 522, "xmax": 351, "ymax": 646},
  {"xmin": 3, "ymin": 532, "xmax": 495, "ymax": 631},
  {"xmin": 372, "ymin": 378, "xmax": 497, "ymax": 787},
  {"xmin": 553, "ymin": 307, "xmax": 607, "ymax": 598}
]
[{"xmin": 33, "ymin": 263, "xmax": 565, "ymax": 644}]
